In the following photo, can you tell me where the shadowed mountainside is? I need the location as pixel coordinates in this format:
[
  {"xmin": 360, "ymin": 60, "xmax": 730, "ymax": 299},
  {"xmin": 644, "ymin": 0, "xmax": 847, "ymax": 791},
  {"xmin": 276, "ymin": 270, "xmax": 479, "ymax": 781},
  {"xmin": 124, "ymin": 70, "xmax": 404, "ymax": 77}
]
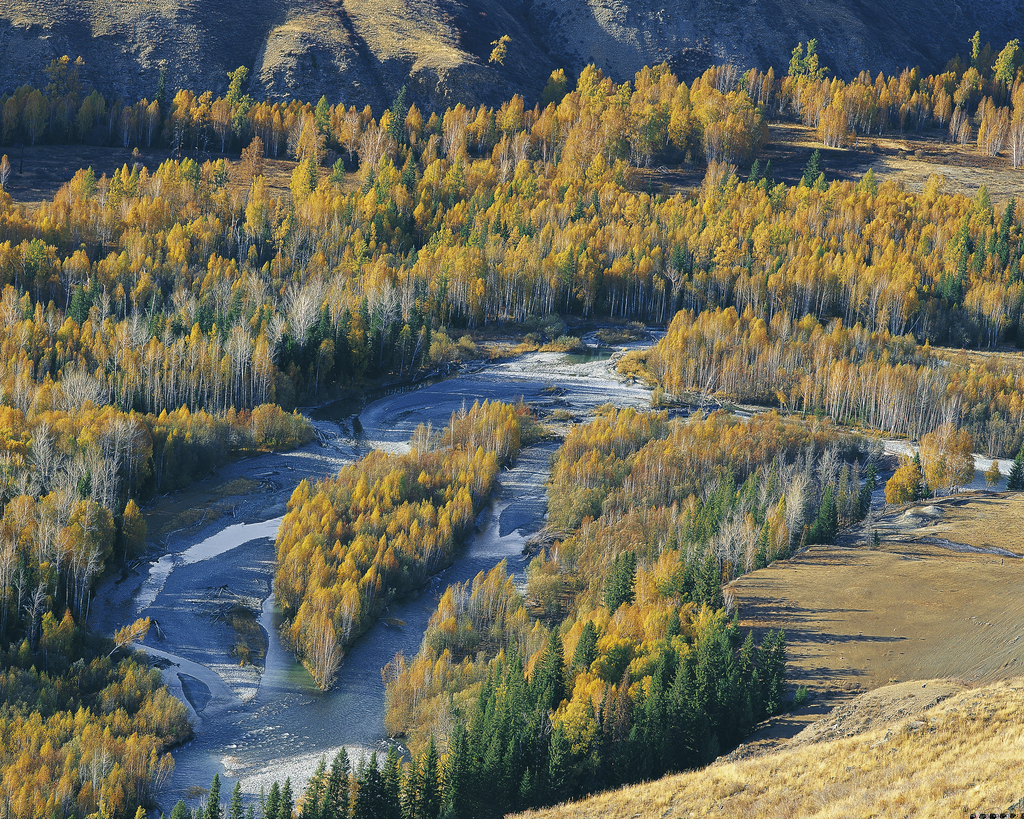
[{"xmin": 0, "ymin": 0, "xmax": 1022, "ymax": 115}]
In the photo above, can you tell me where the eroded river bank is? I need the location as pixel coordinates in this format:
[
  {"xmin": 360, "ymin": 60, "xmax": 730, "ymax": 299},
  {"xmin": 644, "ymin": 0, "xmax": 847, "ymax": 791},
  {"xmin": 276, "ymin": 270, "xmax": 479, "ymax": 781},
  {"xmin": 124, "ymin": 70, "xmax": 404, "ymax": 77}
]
[{"xmin": 90, "ymin": 344, "xmax": 654, "ymax": 809}]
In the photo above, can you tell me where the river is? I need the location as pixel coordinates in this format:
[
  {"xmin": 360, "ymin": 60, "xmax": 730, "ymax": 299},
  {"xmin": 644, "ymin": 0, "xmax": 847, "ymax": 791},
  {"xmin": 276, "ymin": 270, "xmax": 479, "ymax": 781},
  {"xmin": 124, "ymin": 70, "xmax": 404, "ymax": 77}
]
[{"xmin": 90, "ymin": 343, "xmax": 654, "ymax": 810}]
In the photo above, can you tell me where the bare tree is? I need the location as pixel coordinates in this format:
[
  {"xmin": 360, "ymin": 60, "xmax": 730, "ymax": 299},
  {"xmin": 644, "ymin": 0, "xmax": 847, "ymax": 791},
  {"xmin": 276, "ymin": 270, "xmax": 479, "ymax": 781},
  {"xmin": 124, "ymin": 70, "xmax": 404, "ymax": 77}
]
[
  {"xmin": 307, "ymin": 611, "xmax": 341, "ymax": 690},
  {"xmin": 29, "ymin": 420, "xmax": 62, "ymax": 494},
  {"xmin": 285, "ymin": 280, "xmax": 325, "ymax": 347},
  {"xmin": 24, "ymin": 582, "xmax": 46, "ymax": 648}
]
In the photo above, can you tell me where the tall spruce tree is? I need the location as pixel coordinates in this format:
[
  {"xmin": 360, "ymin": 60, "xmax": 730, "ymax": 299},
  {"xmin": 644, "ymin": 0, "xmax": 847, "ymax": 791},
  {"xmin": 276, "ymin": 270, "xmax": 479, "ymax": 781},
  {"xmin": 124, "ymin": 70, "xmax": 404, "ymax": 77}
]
[
  {"xmin": 381, "ymin": 747, "xmax": 402, "ymax": 819},
  {"xmin": 1008, "ymin": 449, "xmax": 1024, "ymax": 490},
  {"xmin": 303, "ymin": 759, "xmax": 326, "ymax": 819},
  {"xmin": 204, "ymin": 774, "xmax": 222, "ymax": 819},
  {"xmin": 324, "ymin": 749, "xmax": 351, "ymax": 819},
  {"xmin": 571, "ymin": 621, "xmax": 598, "ymax": 672},
  {"xmin": 420, "ymin": 737, "xmax": 441, "ymax": 819},
  {"xmin": 604, "ymin": 552, "xmax": 637, "ymax": 611},
  {"xmin": 533, "ymin": 629, "xmax": 566, "ymax": 713},
  {"xmin": 280, "ymin": 779, "xmax": 294, "ymax": 819},
  {"xmin": 353, "ymin": 755, "xmax": 384, "ymax": 819},
  {"xmin": 228, "ymin": 781, "xmax": 243, "ymax": 819},
  {"xmin": 808, "ymin": 484, "xmax": 838, "ymax": 544}
]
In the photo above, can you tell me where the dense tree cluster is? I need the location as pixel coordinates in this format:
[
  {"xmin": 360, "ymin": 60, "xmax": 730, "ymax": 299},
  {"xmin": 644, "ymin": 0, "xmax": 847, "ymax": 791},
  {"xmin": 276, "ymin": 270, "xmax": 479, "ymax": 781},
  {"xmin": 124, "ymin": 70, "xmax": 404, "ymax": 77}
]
[
  {"xmin": 2, "ymin": 38, "xmax": 1024, "ymax": 819},
  {"xmin": 0, "ymin": 351, "xmax": 306, "ymax": 819},
  {"xmin": 275, "ymin": 400, "xmax": 527, "ymax": 688},
  {"xmin": 780, "ymin": 36, "xmax": 1024, "ymax": 164},
  {"xmin": 376, "ymin": 407, "xmax": 874, "ymax": 815},
  {"xmin": 0, "ymin": 645, "xmax": 189, "ymax": 819},
  {"xmin": 625, "ymin": 303, "xmax": 1024, "ymax": 457}
]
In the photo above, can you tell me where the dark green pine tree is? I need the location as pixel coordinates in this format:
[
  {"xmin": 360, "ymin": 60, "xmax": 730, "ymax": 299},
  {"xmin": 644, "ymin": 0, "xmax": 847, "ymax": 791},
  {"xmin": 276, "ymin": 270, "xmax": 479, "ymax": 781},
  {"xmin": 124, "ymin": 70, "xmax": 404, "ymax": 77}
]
[
  {"xmin": 609, "ymin": 672, "xmax": 634, "ymax": 786},
  {"xmin": 533, "ymin": 629, "xmax": 566, "ymax": 713},
  {"xmin": 801, "ymin": 149, "xmax": 821, "ymax": 186},
  {"xmin": 228, "ymin": 781, "xmax": 243, "ymax": 819},
  {"xmin": 170, "ymin": 801, "xmax": 190, "ymax": 819},
  {"xmin": 441, "ymin": 727, "xmax": 470, "ymax": 819},
  {"xmin": 69, "ymin": 285, "xmax": 91, "ymax": 324},
  {"xmin": 913, "ymin": 450, "xmax": 930, "ymax": 499},
  {"xmin": 694, "ymin": 550, "xmax": 723, "ymax": 609},
  {"xmin": 1008, "ymin": 448, "xmax": 1024, "ymax": 490},
  {"xmin": 737, "ymin": 631, "xmax": 762, "ymax": 728},
  {"xmin": 205, "ymin": 774, "xmax": 222, "ymax": 819},
  {"xmin": 388, "ymin": 86, "xmax": 408, "ymax": 145},
  {"xmin": 420, "ymin": 737, "xmax": 441, "ymax": 819},
  {"xmin": 323, "ymin": 749, "xmax": 351, "ymax": 819},
  {"xmin": 400, "ymin": 756, "xmax": 420, "ymax": 819},
  {"xmin": 666, "ymin": 658, "xmax": 695, "ymax": 773},
  {"xmin": 302, "ymin": 758, "xmax": 326, "ymax": 819},
  {"xmin": 353, "ymin": 754, "xmax": 384, "ymax": 819},
  {"xmin": 571, "ymin": 620, "xmax": 598, "ymax": 672},
  {"xmin": 280, "ymin": 779, "xmax": 294, "ymax": 819},
  {"xmin": 641, "ymin": 651, "xmax": 673, "ymax": 777},
  {"xmin": 808, "ymin": 485, "xmax": 838, "ymax": 544},
  {"xmin": 690, "ymin": 625, "xmax": 727, "ymax": 763},
  {"xmin": 265, "ymin": 782, "xmax": 281, "ymax": 819},
  {"xmin": 859, "ymin": 462, "xmax": 877, "ymax": 518},
  {"xmin": 545, "ymin": 723, "xmax": 573, "ymax": 803},
  {"xmin": 666, "ymin": 607, "xmax": 681, "ymax": 639},
  {"xmin": 604, "ymin": 552, "xmax": 637, "ymax": 612},
  {"xmin": 760, "ymin": 629, "xmax": 787, "ymax": 716},
  {"xmin": 381, "ymin": 747, "xmax": 402, "ymax": 819},
  {"xmin": 754, "ymin": 519, "xmax": 770, "ymax": 569},
  {"xmin": 245, "ymin": 807, "xmax": 255, "ymax": 819}
]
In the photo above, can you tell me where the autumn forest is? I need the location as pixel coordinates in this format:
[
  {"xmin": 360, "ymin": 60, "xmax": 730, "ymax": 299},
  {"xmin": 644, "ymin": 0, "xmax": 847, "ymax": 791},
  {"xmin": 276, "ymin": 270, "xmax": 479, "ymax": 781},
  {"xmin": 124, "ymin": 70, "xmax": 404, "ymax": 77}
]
[{"xmin": 0, "ymin": 28, "xmax": 1019, "ymax": 819}]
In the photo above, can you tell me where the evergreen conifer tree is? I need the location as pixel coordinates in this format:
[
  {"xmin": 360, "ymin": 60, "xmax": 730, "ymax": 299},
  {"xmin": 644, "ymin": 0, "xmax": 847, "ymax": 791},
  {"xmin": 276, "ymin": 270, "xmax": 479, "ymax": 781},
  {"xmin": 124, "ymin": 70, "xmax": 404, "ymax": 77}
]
[
  {"xmin": 265, "ymin": 782, "xmax": 281, "ymax": 819},
  {"xmin": 303, "ymin": 760, "xmax": 325, "ymax": 819},
  {"xmin": 808, "ymin": 484, "xmax": 838, "ymax": 544},
  {"xmin": 353, "ymin": 755, "xmax": 384, "ymax": 819},
  {"xmin": 1008, "ymin": 449, "xmax": 1024, "ymax": 490},
  {"xmin": 204, "ymin": 774, "xmax": 222, "ymax": 819},
  {"xmin": 801, "ymin": 149, "xmax": 821, "ymax": 186},
  {"xmin": 280, "ymin": 779, "xmax": 294, "ymax": 819},
  {"xmin": 228, "ymin": 781, "xmax": 243, "ymax": 819},
  {"xmin": 760, "ymin": 629, "xmax": 787, "ymax": 716},
  {"xmin": 533, "ymin": 629, "xmax": 566, "ymax": 713},
  {"xmin": 571, "ymin": 621, "xmax": 598, "ymax": 671},
  {"xmin": 381, "ymin": 747, "xmax": 402, "ymax": 819},
  {"xmin": 603, "ymin": 552, "xmax": 637, "ymax": 611},
  {"xmin": 324, "ymin": 749, "xmax": 351, "ymax": 819},
  {"xmin": 859, "ymin": 462, "xmax": 877, "ymax": 517},
  {"xmin": 441, "ymin": 727, "xmax": 469, "ymax": 819}
]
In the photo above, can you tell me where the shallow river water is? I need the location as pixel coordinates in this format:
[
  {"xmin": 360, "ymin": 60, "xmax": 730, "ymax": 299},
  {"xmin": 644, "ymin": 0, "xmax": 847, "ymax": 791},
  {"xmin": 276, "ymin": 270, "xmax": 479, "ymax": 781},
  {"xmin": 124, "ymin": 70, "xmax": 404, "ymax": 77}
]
[{"xmin": 91, "ymin": 346, "xmax": 653, "ymax": 810}]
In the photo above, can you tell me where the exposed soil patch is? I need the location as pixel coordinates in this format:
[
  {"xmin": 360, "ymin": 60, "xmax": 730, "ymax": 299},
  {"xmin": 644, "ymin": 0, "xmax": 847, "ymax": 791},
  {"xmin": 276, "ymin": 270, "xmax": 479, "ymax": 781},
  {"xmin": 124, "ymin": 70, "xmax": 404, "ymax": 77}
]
[{"xmin": 873, "ymin": 492, "xmax": 1024, "ymax": 556}]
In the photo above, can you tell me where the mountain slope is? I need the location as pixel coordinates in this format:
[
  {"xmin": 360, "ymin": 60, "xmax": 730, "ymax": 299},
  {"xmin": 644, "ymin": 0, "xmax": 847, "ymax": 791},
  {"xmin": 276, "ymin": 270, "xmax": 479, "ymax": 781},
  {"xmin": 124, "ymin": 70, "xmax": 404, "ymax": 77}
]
[
  {"xmin": 0, "ymin": 0, "xmax": 1021, "ymax": 115},
  {"xmin": 513, "ymin": 677, "xmax": 1024, "ymax": 819}
]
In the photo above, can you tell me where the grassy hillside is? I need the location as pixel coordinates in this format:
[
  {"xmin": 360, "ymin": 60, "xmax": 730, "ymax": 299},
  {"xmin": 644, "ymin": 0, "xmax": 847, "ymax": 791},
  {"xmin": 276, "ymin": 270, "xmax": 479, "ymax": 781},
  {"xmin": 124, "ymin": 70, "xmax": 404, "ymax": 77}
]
[{"xmin": 512, "ymin": 676, "xmax": 1024, "ymax": 818}]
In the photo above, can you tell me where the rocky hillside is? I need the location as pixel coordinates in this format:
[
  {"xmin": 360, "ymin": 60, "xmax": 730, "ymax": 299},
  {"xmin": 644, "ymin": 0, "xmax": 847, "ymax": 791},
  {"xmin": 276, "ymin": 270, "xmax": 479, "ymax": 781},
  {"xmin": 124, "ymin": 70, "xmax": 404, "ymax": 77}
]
[{"xmin": 1, "ymin": 0, "xmax": 1022, "ymax": 112}]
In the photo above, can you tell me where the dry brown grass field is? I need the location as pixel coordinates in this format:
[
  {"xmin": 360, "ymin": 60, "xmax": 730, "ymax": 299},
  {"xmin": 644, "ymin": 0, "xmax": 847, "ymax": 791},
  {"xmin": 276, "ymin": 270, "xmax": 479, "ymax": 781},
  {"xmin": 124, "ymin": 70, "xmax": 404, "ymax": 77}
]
[
  {"xmin": 512, "ymin": 493, "xmax": 1024, "ymax": 818},
  {"xmin": 513, "ymin": 677, "xmax": 1024, "ymax": 818}
]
